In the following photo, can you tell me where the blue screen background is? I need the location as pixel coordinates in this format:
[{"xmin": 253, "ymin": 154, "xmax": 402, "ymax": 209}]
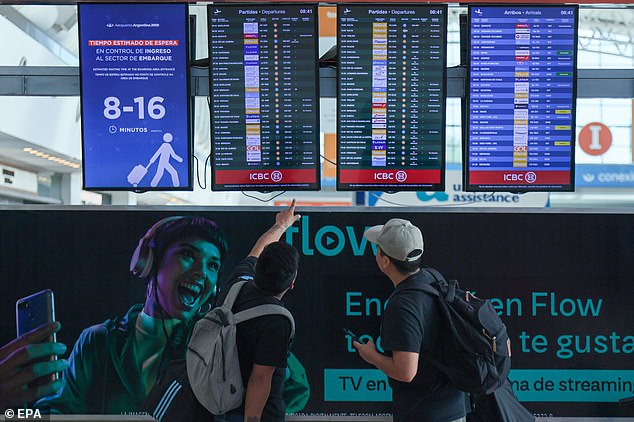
[{"xmin": 79, "ymin": 3, "xmax": 190, "ymax": 190}]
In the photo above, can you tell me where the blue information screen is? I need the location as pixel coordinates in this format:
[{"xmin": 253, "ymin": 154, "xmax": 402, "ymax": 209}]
[
  {"xmin": 466, "ymin": 5, "xmax": 578, "ymax": 192},
  {"xmin": 79, "ymin": 3, "xmax": 191, "ymax": 190}
]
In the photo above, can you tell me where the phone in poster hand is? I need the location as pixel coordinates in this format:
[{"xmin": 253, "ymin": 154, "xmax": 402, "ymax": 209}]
[
  {"xmin": 343, "ymin": 327, "xmax": 364, "ymax": 344},
  {"xmin": 16, "ymin": 289, "xmax": 59, "ymax": 381}
]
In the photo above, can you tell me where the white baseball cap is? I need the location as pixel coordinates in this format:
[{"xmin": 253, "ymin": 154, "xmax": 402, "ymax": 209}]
[{"xmin": 364, "ymin": 218, "xmax": 424, "ymax": 262}]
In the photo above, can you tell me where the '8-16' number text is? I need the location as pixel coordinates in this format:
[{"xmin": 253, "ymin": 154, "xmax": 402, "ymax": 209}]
[{"xmin": 103, "ymin": 96, "xmax": 166, "ymax": 120}]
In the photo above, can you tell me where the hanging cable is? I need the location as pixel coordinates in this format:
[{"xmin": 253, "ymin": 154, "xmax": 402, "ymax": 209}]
[
  {"xmin": 192, "ymin": 154, "xmax": 211, "ymax": 190},
  {"xmin": 241, "ymin": 191, "xmax": 287, "ymax": 203},
  {"xmin": 320, "ymin": 154, "xmax": 337, "ymax": 166}
]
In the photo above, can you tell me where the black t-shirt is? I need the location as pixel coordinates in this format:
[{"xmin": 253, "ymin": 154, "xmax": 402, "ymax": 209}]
[
  {"xmin": 381, "ymin": 270, "xmax": 468, "ymax": 422},
  {"xmin": 223, "ymin": 256, "xmax": 293, "ymax": 421}
]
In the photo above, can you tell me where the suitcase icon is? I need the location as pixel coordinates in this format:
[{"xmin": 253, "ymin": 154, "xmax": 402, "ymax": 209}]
[{"xmin": 127, "ymin": 164, "xmax": 148, "ymax": 187}]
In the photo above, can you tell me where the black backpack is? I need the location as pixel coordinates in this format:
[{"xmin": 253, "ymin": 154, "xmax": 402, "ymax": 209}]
[{"xmin": 410, "ymin": 268, "xmax": 512, "ymax": 395}]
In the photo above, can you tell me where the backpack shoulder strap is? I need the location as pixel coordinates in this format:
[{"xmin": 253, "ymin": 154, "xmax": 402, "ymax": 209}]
[
  {"xmin": 421, "ymin": 268, "xmax": 459, "ymax": 302},
  {"xmin": 402, "ymin": 268, "xmax": 444, "ymax": 298},
  {"xmin": 410, "ymin": 281, "xmax": 440, "ymax": 298},
  {"xmin": 221, "ymin": 280, "xmax": 249, "ymax": 309},
  {"xmin": 406, "ymin": 271, "xmax": 452, "ymax": 377},
  {"xmin": 425, "ymin": 267, "xmax": 446, "ymax": 283},
  {"xmin": 234, "ymin": 304, "xmax": 295, "ymax": 339}
]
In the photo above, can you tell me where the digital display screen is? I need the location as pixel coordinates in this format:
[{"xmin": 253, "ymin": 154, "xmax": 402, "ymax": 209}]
[
  {"xmin": 337, "ymin": 4, "xmax": 447, "ymax": 191},
  {"xmin": 208, "ymin": 4, "xmax": 320, "ymax": 191},
  {"xmin": 79, "ymin": 3, "xmax": 191, "ymax": 191},
  {"xmin": 465, "ymin": 5, "xmax": 578, "ymax": 192}
]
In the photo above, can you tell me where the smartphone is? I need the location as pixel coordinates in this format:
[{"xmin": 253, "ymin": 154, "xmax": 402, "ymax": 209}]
[
  {"xmin": 16, "ymin": 289, "xmax": 58, "ymax": 381},
  {"xmin": 343, "ymin": 327, "xmax": 364, "ymax": 344}
]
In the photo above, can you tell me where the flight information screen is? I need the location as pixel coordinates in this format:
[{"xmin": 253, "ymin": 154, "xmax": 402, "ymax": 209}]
[
  {"xmin": 337, "ymin": 4, "xmax": 447, "ymax": 192},
  {"xmin": 466, "ymin": 5, "xmax": 578, "ymax": 192},
  {"xmin": 208, "ymin": 4, "xmax": 320, "ymax": 191}
]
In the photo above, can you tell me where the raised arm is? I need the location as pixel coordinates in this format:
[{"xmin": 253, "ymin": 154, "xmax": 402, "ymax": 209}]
[{"xmin": 248, "ymin": 199, "xmax": 301, "ymax": 258}]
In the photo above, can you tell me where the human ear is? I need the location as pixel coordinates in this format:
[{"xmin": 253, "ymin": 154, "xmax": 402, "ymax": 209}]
[{"xmin": 377, "ymin": 250, "xmax": 390, "ymax": 270}]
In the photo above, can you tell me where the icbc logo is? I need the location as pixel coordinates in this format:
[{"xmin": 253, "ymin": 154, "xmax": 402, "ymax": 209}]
[
  {"xmin": 374, "ymin": 173, "xmax": 394, "ymax": 180},
  {"xmin": 249, "ymin": 172, "xmax": 269, "ymax": 180},
  {"xmin": 503, "ymin": 172, "xmax": 538, "ymax": 183},
  {"xmin": 503, "ymin": 173, "xmax": 523, "ymax": 181},
  {"xmin": 396, "ymin": 171, "xmax": 407, "ymax": 182},
  {"xmin": 271, "ymin": 171, "xmax": 283, "ymax": 182}
]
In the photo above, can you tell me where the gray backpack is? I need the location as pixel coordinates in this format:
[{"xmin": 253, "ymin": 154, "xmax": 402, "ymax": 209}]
[{"xmin": 186, "ymin": 280, "xmax": 295, "ymax": 415}]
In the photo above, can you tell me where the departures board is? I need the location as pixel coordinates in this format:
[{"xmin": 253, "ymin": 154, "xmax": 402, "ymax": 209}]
[
  {"xmin": 337, "ymin": 4, "xmax": 448, "ymax": 191},
  {"xmin": 208, "ymin": 4, "xmax": 320, "ymax": 191}
]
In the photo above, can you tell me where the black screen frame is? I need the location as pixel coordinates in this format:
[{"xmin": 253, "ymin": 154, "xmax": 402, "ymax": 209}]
[
  {"xmin": 463, "ymin": 3, "xmax": 579, "ymax": 193},
  {"xmin": 78, "ymin": 2, "xmax": 193, "ymax": 192},
  {"xmin": 336, "ymin": 3, "xmax": 448, "ymax": 193},
  {"xmin": 208, "ymin": 3, "xmax": 321, "ymax": 192}
]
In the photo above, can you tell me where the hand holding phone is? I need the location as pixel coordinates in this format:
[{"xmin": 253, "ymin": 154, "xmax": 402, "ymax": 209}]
[
  {"xmin": 343, "ymin": 327, "xmax": 364, "ymax": 344},
  {"xmin": 0, "ymin": 320, "xmax": 68, "ymax": 408},
  {"xmin": 0, "ymin": 290, "xmax": 69, "ymax": 407}
]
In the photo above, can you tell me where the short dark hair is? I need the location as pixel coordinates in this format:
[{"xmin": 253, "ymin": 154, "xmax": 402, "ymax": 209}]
[
  {"xmin": 151, "ymin": 216, "xmax": 229, "ymax": 276},
  {"xmin": 380, "ymin": 247, "xmax": 422, "ymax": 274},
  {"xmin": 255, "ymin": 241, "xmax": 299, "ymax": 295}
]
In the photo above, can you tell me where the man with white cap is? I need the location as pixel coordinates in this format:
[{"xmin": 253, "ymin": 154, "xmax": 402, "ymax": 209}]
[{"xmin": 354, "ymin": 218, "xmax": 468, "ymax": 422}]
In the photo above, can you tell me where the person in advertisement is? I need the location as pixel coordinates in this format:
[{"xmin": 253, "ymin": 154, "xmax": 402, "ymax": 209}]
[
  {"xmin": 353, "ymin": 218, "xmax": 468, "ymax": 422},
  {"xmin": 215, "ymin": 199, "xmax": 302, "ymax": 422},
  {"xmin": 35, "ymin": 215, "xmax": 229, "ymax": 414}
]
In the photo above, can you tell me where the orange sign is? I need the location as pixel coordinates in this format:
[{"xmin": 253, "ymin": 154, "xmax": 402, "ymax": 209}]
[
  {"xmin": 578, "ymin": 122, "xmax": 613, "ymax": 156},
  {"xmin": 323, "ymin": 133, "xmax": 337, "ymax": 179},
  {"xmin": 319, "ymin": 6, "xmax": 337, "ymax": 38}
]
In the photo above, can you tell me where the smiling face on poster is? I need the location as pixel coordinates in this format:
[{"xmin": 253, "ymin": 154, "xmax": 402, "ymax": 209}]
[{"xmin": 78, "ymin": 3, "xmax": 191, "ymax": 191}]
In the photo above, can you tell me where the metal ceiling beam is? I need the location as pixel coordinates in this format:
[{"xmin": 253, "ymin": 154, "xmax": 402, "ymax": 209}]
[
  {"xmin": 0, "ymin": 66, "xmax": 633, "ymax": 98},
  {"xmin": 0, "ymin": 5, "xmax": 77, "ymax": 65}
]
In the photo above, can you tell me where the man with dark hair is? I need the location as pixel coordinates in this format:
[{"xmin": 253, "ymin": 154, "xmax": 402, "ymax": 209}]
[
  {"xmin": 36, "ymin": 216, "xmax": 229, "ymax": 414},
  {"xmin": 254, "ymin": 242, "xmax": 300, "ymax": 295},
  {"xmin": 215, "ymin": 201, "xmax": 301, "ymax": 422},
  {"xmin": 354, "ymin": 218, "xmax": 468, "ymax": 422}
]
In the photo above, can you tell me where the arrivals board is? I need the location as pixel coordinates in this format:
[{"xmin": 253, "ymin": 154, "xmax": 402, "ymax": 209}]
[
  {"xmin": 209, "ymin": 4, "xmax": 320, "ymax": 191},
  {"xmin": 466, "ymin": 5, "xmax": 578, "ymax": 192},
  {"xmin": 79, "ymin": 3, "xmax": 191, "ymax": 191},
  {"xmin": 337, "ymin": 4, "xmax": 448, "ymax": 191}
]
